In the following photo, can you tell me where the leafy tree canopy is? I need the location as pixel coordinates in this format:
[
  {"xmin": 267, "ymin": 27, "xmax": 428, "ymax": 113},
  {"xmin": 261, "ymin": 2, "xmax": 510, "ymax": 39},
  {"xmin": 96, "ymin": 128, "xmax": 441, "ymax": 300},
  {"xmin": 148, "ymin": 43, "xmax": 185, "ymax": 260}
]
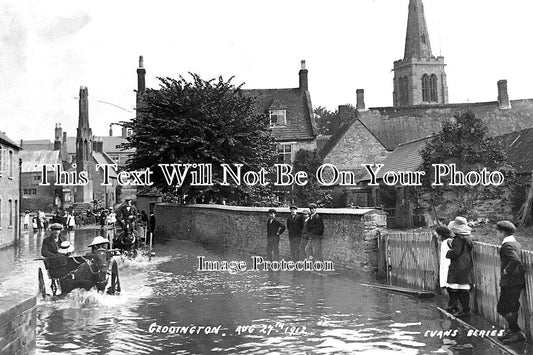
[
  {"xmin": 419, "ymin": 110, "xmax": 507, "ymax": 211},
  {"xmin": 314, "ymin": 105, "xmax": 357, "ymax": 136},
  {"xmin": 122, "ymin": 74, "xmax": 276, "ymax": 204}
]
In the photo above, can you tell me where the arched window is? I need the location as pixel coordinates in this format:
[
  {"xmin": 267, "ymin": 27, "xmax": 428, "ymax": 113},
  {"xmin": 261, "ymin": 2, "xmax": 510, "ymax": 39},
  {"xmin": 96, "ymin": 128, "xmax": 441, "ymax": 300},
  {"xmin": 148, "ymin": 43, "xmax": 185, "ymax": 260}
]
[
  {"xmin": 8, "ymin": 150, "xmax": 13, "ymax": 177},
  {"xmin": 399, "ymin": 76, "xmax": 409, "ymax": 106},
  {"xmin": 430, "ymin": 74, "xmax": 438, "ymax": 102},
  {"xmin": 422, "ymin": 74, "xmax": 438, "ymax": 103}
]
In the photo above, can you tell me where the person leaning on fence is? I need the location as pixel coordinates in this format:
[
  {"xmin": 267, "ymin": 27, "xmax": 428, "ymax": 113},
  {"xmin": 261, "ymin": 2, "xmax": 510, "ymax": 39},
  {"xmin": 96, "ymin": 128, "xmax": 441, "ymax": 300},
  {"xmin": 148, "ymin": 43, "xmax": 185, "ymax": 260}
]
[
  {"xmin": 299, "ymin": 209, "xmax": 311, "ymax": 261},
  {"xmin": 266, "ymin": 208, "xmax": 286, "ymax": 262},
  {"xmin": 287, "ymin": 205, "xmax": 304, "ymax": 261},
  {"xmin": 446, "ymin": 216, "xmax": 474, "ymax": 317},
  {"xmin": 305, "ymin": 203, "xmax": 325, "ymax": 261},
  {"xmin": 435, "ymin": 226, "xmax": 456, "ymax": 312},
  {"xmin": 495, "ymin": 221, "xmax": 527, "ymax": 344}
]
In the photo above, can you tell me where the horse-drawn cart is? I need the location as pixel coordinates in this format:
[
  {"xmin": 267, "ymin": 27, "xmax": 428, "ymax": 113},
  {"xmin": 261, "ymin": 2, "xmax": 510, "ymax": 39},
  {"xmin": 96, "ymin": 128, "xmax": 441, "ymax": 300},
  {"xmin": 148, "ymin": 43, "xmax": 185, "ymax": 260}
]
[{"xmin": 38, "ymin": 250, "xmax": 121, "ymax": 298}]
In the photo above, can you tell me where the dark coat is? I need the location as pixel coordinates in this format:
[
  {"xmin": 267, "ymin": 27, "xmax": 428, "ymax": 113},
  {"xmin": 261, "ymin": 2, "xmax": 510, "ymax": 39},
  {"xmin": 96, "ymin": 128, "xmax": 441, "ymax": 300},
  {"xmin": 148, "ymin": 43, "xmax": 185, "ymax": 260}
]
[
  {"xmin": 286, "ymin": 214, "xmax": 304, "ymax": 239},
  {"xmin": 500, "ymin": 241, "xmax": 525, "ymax": 287},
  {"xmin": 41, "ymin": 235, "xmax": 64, "ymax": 258},
  {"xmin": 446, "ymin": 234, "xmax": 473, "ymax": 285},
  {"xmin": 306, "ymin": 213, "xmax": 324, "ymax": 239},
  {"xmin": 266, "ymin": 218, "xmax": 285, "ymax": 238}
]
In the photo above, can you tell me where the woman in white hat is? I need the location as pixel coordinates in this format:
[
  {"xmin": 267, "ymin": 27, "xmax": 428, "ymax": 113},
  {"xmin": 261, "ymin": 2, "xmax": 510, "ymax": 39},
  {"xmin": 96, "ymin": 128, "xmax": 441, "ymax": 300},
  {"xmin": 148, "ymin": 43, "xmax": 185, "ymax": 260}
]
[
  {"xmin": 58, "ymin": 241, "xmax": 74, "ymax": 256},
  {"xmin": 446, "ymin": 216, "xmax": 474, "ymax": 317}
]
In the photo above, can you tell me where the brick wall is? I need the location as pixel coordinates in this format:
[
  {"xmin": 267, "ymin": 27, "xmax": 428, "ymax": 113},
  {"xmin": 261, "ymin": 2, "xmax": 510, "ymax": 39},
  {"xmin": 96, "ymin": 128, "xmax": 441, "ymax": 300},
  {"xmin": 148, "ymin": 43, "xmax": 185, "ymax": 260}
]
[
  {"xmin": 154, "ymin": 204, "xmax": 386, "ymax": 270},
  {"xmin": 0, "ymin": 293, "xmax": 37, "ymax": 354}
]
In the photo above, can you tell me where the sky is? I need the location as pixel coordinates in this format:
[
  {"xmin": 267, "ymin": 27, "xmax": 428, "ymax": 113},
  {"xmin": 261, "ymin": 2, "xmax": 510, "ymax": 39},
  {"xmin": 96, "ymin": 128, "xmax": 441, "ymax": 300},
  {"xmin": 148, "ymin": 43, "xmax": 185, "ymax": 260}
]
[{"xmin": 1, "ymin": 0, "xmax": 532, "ymax": 142}]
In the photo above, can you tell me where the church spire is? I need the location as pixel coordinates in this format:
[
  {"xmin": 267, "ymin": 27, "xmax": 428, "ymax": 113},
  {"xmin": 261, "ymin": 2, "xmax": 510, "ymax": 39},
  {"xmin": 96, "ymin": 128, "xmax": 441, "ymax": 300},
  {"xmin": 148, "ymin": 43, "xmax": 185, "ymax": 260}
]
[{"xmin": 403, "ymin": 0, "xmax": 432, "ymax": 59}]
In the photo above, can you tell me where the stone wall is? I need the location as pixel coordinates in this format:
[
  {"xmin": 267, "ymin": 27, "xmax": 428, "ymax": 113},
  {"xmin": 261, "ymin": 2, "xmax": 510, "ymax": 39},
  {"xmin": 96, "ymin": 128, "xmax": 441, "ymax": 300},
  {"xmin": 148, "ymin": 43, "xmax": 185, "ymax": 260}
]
[
  {"xmin": 0, "ymin": 145, "xmax": 20, "ymax": 249},
  {"xmin": 0, "ymin": 293, "xmax": 37, "ymax": 354},
  {"xmin": 154, "ymin": 204, "xmax": 386, "ymax": 270}
]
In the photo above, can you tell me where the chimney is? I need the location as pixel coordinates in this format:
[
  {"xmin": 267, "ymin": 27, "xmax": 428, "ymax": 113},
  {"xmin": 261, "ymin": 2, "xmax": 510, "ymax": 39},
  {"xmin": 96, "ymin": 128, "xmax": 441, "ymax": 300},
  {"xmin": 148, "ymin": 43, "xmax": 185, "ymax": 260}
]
[
  {"xmin": 61, "ymin": 132, "xmax": 67, "ymax": 162},
  {"xmin": 497, "ymin": 80, "xmax": 511, "ymax": 109},
  {"xmin": 54, "ymin": 123, "xmax": 62, "ymax": 150},
  {"xmin": 109, "ymin": 124, "xmax": 113, "ymax": 137},
  {"xmin": 356, "ymin": 89, "xmax": 366, "ymax": 111},
  {"xmin": 93, "ymin": 140, "xmax": 103, "ymax": 153},
  {"xmin": 137, "ymin": 56, "xmax": 146, "ymax": 95},
  {"xmin": 122, "ymin": 126, "xmax": 127, "ymax": 138},
  {"xmin": 299, "ymin": 60, "xmax": 308, "ymax": 91}
]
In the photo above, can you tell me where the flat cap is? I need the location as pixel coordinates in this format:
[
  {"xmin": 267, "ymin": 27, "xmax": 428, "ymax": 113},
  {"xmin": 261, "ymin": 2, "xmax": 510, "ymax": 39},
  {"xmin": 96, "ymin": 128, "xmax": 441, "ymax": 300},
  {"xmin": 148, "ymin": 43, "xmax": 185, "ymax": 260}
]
[
  {"xmin": 268, "ymin": 208, "xmax": 276, "ymax": 214},
  {"xmin": 308, "ymin": 203, "xmax": 317, "ymax": 209},
  {"xmin": 289, "ymin": 205, "xmax": 298, "ymax": 210},
  {"xmin": 496, "ymin": 220, "xmax": 516, "ymax": 234}
]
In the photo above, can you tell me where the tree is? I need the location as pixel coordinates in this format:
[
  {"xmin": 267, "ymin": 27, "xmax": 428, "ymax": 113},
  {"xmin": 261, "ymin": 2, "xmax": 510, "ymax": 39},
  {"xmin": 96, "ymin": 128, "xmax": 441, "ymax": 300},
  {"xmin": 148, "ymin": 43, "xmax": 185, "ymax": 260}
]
[
  {"xmin": 419, "ymin": 110, "xmax": 507, "ymax": 216},
  {"xmin": 314, "ymin": 105, "xmax": 357, "ymax": 136},
  {"xmin": 289, "ymin": 149, "xmax": 324, "ymax": 206},
  {"xmin": 121, "ymin": 74, "xmax": 276, "ymax": 204}
]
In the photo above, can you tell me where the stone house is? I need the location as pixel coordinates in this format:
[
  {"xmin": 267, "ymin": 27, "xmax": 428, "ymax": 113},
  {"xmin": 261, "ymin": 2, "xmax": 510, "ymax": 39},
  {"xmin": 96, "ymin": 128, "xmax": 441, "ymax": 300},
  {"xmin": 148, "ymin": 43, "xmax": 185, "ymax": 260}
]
[
  {"xmin": 242, "ymin": 60, "xmax": 318, "ymax": 163},
  {"xmin": 0, "ymin": 132, "xmax": 21, "ymax": 248},
  {"xmin": 20, "ymin": 150, "xmax": 63, "ymax": 212}
]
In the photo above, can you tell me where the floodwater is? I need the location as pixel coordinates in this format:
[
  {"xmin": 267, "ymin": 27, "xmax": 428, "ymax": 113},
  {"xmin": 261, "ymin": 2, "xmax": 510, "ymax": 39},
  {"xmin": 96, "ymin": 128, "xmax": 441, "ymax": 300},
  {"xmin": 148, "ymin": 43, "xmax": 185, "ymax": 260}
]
[{"xmin": 0, "ymin": 228, "xmax": 509, "ymax": 354}]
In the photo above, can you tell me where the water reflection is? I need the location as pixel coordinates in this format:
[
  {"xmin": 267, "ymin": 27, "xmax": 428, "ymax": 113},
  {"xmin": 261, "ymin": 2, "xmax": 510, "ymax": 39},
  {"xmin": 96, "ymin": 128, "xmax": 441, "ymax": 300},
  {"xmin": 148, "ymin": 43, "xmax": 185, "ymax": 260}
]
[{"xmin": 0, "ymin": 229, "xmax": 509, "ymax": 354}]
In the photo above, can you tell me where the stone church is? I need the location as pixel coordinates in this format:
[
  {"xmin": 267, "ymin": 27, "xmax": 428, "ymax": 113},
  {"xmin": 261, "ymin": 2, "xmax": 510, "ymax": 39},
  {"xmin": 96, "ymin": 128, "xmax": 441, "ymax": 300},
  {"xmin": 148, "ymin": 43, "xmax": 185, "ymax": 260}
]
[
  {"xmin": 321, "ymin": 0, "xmax": 533, "ymax": 216},
  {"xmin": 323, "ymin": 0, "xmax": 533, "ymax": 172}
]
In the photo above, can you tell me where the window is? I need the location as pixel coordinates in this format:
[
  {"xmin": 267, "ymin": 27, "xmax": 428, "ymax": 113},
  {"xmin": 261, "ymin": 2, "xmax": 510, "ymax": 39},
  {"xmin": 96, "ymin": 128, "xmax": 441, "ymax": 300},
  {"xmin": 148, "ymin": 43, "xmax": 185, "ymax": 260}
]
[
  {"xmin": 8, "ymin": 199, "xmax": 12, "ymax": 227},
  {"xmin": 8, "ymin": 150, "xmax": 13, "ymax": 178},
  {"xmin": 23, "ymin": 189, "xmax": 27, "ymax": 195},
  {"xmin": 421, "ymin": 35, "xmax": 426, "ymax": 44},
  {"xmin": 277, "ymin": 143, "xmax": 294, "ymax": 164},
  {"xmin": 0, "ymin": 146, "xmax": 4, "ymax": 176},
  {"xmin": 34, "ymin": 175, "xmax": 41, "ymax": 181},
  {"xmin": 269, "ymin": 110, "xmax": 287, "ymax": 126},
  {"xmin": 399, "ymin": 76, "xmax": 409, "ymax": 106},
  {"xmin": 422, "ymin": 74, "xmax": 438, "ymax": 102},
  {"xmin": 32, "ymin": 188, "xmax": 37, "ymax": 194}
]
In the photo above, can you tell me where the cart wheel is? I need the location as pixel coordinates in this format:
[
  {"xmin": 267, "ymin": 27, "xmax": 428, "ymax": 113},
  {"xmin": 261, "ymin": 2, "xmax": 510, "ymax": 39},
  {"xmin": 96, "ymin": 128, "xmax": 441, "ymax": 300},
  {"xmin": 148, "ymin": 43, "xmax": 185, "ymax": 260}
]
[{"xmin": 38, "ymin": 268, "xmax": 46, "ymax": 299}]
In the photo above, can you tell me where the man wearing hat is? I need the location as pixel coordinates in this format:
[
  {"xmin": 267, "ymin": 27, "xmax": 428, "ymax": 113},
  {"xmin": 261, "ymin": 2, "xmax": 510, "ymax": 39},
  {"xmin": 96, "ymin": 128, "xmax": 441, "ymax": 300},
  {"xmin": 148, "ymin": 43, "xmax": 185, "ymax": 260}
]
[
  {"xmin": 266, "ymin": 209, "xmax": 286, "ymax": 261},
  {"xmin": 446, "ymin": 216, "xmax": 474, "ymax": 317},
  {"xmin": 495, "ymin": 221, "xmax": 526, "ymax": 344},
  {"xmin": 306, "ymin": 203, "xmax": 324, "ymax": 261},
  {"xmin": 41, "ymin": 223, "xmax": 64, "ymax": 257},
  {"xmin": 287, "ymin": 205, "xmax": 304, "ymax": 261}
]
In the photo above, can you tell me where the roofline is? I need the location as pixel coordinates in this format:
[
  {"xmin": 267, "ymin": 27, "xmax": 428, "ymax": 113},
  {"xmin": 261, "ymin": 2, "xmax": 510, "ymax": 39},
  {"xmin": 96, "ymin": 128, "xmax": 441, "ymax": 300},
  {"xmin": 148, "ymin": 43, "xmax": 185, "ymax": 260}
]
[
  {"xmin": 367, "ymin": 98, "xmax": 533, "ymax": 112},
  {"xmin": 0, "ymin": 137, "xmax": 21, "ymax": 150}
]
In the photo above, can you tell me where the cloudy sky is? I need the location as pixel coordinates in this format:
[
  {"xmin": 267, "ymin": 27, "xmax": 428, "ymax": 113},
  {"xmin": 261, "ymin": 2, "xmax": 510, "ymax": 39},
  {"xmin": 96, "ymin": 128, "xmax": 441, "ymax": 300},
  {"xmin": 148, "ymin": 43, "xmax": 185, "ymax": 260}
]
[{"xmin": 1, "ymin": 0, "xmax": 532, "ymax": 141}]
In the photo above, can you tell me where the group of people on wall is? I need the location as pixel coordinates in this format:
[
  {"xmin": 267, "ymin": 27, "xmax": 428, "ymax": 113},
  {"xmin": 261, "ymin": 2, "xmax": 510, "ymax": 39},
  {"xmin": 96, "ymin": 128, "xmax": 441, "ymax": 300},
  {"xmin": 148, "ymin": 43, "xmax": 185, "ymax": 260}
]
[
  {"xmin": 265, "ymin": 203, "xmax": 324, "ymax": 262},
  {"xmin": 436, "ymin": 217, "xmax": 526, "ymax": 344}
]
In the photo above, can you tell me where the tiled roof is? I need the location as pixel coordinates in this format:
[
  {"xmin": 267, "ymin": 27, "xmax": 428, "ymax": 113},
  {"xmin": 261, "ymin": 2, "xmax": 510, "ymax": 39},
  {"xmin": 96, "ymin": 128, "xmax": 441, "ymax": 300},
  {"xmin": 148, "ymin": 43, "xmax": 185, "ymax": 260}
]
[
  {"xmin": 360, "ymin": 136, "xmax": 432, "ymax": 181},
  {"xmin": 497, "ymin": 127, "xmax": 533, "ymax": 174},
  {"xmin": 93, "ymin": 152, "xmax": 117, "ymax": 177},
  {"xmin": 243, "ymin": 88, "xmax": 316, "ymax": 141},
  {"xmin": 20, "ymin": 150, "xmax": 61, "ymax": 172},
  {"xmin": 66, "ymin": 136, "xmax": 134, "ymax": 154},
  {"xmin": 0, "ymin": 132, "xmax": 20, "ymax": 150}
]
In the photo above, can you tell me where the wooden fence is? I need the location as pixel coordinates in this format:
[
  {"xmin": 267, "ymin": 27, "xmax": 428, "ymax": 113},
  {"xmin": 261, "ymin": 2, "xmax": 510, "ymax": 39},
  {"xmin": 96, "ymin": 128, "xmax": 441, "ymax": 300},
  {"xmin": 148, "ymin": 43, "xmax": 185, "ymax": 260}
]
[{"xmin": 378, "ymin": 232, "xmax": 533, "ymax": 339}]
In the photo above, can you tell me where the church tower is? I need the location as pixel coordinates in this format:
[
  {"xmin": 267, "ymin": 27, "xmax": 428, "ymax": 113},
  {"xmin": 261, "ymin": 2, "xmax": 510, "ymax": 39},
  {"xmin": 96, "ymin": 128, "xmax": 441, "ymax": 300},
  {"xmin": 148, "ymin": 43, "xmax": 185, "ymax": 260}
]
[
  {"xmin": 393, "ymin": 0, "xmax": 448, "ymax": 106},
  {"xmin": 75, "ymin": 86, "xmax": 94, "ymax": 203}
]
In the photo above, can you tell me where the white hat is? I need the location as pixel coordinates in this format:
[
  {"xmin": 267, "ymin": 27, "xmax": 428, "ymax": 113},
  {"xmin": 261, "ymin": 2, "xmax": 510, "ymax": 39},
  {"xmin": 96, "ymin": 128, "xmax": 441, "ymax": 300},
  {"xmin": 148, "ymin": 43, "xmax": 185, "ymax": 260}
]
[
  {"xmin": 58, "ymin": 241, "xmax": 74, "ymax": 254},
  {"xmin": 448, "ymin": 216, "xmax": 472, "ymax": 235},
  {"xmin": 89, "ymin": 236, "xmax": 110, "ymax": 247}
]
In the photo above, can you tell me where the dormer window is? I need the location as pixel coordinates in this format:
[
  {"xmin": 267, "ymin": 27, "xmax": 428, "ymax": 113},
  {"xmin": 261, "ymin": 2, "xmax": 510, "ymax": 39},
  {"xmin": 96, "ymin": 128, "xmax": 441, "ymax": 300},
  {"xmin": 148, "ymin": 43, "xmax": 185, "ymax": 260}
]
[{"xmin": 269, "ymin": 109, "xmax": 287, "ymax": 126}]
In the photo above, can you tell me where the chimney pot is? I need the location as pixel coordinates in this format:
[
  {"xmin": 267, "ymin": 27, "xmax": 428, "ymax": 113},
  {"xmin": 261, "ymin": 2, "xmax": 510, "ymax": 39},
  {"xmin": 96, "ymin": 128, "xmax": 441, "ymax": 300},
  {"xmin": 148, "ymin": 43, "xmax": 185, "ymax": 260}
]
[
  {"xmin": 301, "ymin": 60, "xmax": 306, "ymax": 69},
  {"xmin": 497, "ymin": 80, "xmax": 511, "ymax": 109},
  {"xmin": 139, "ymin": 55, "xmax": 144, "ymax": 68}
]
